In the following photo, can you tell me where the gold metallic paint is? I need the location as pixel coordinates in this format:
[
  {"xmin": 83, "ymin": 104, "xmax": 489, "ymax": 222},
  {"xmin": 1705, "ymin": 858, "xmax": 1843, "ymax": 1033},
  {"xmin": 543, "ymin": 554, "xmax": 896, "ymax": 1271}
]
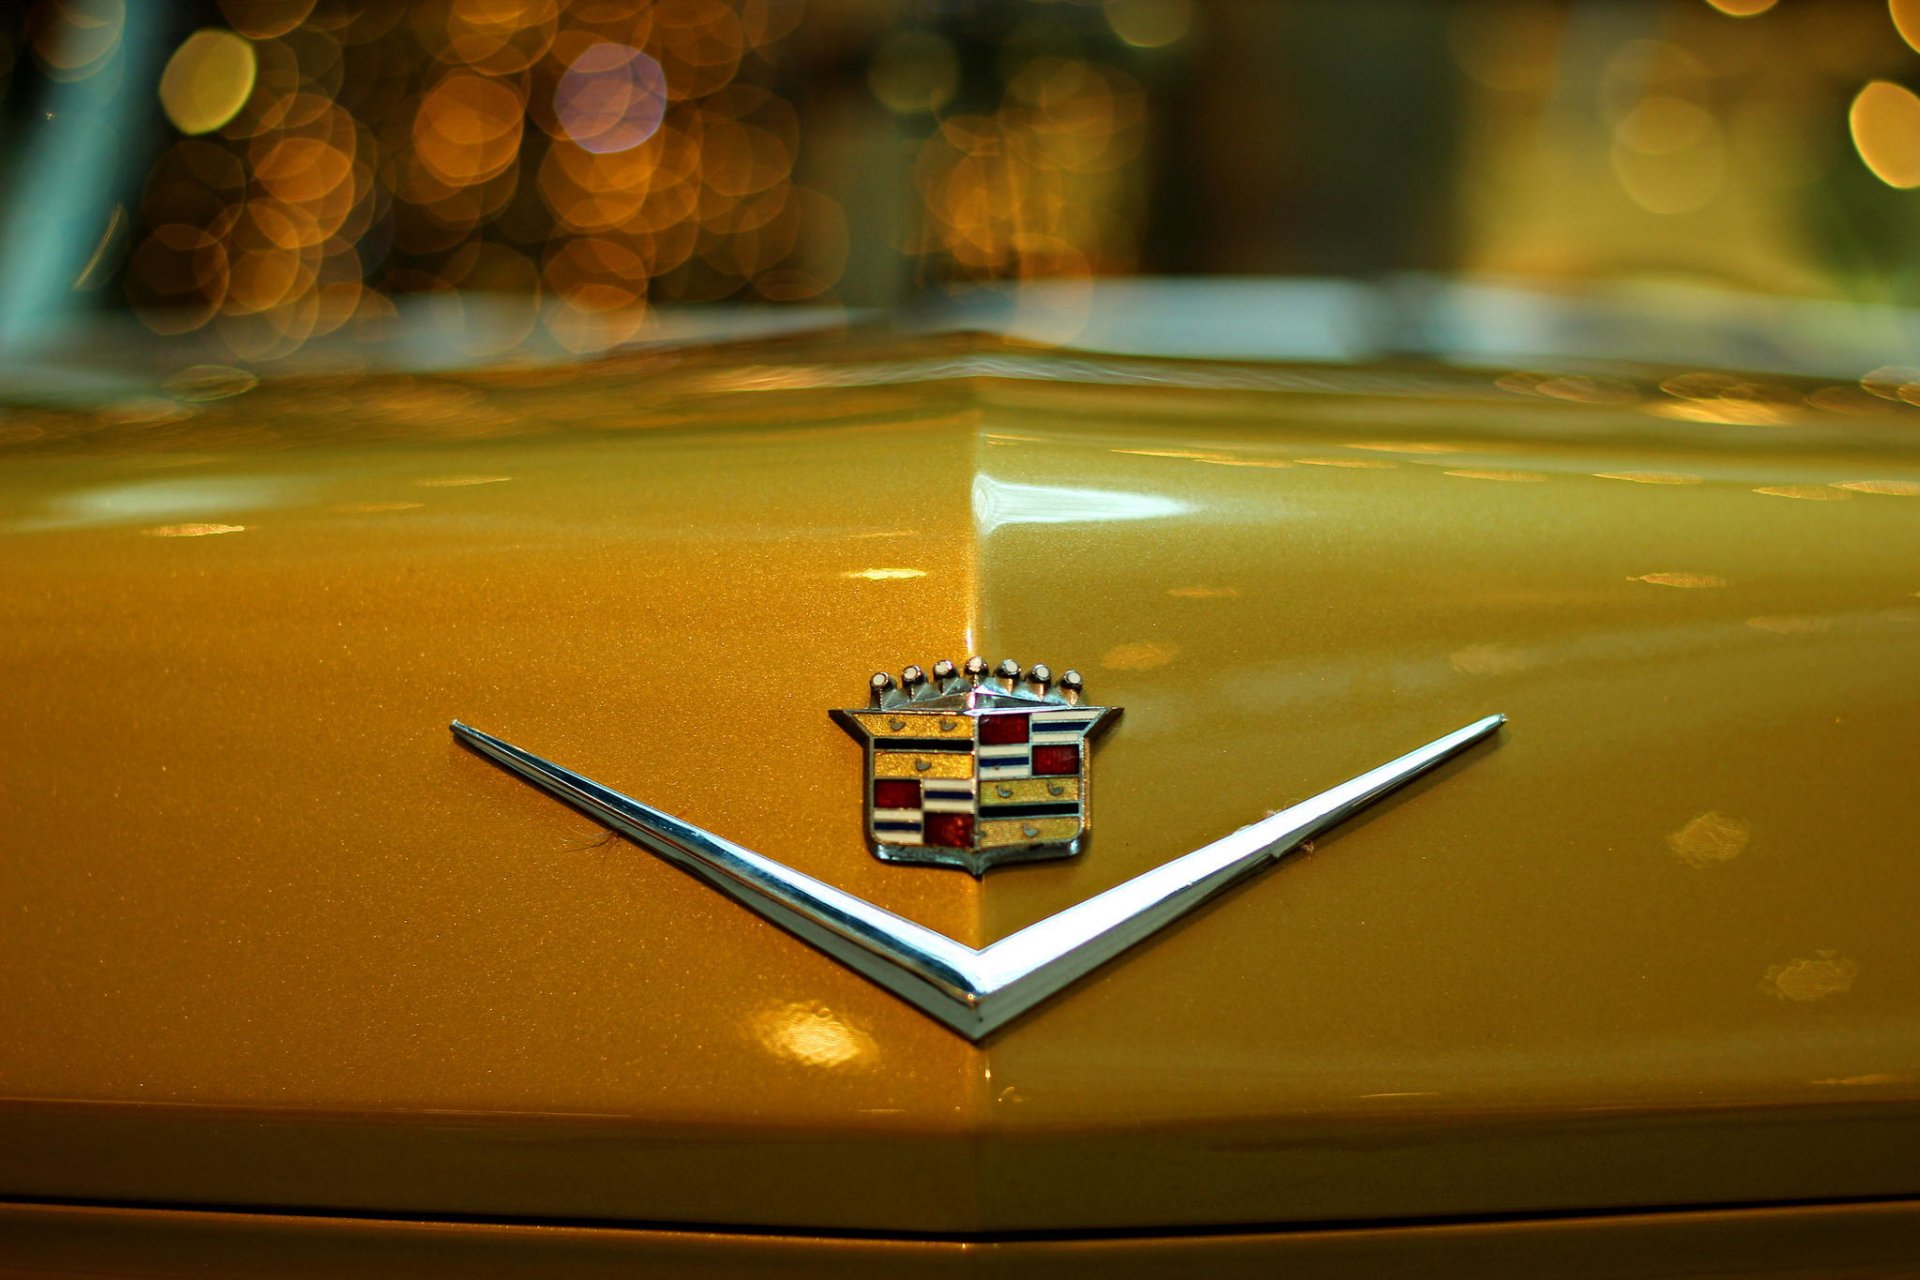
[{"xmin": 3, "ymin": 339, "xmax": 1918, "ymax": 1239}]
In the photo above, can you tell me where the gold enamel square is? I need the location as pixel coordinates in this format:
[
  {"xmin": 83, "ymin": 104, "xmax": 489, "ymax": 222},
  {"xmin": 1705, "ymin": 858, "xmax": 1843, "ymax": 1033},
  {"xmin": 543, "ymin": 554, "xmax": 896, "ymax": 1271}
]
[
  {"xmin": 872, "ymin": 751, "xmax": 974, "ymax": 780},
  {"xmin": 847, "ymin": 711, "xmax": 972, "ymax": 740},
  {"xmin": 977, "ymin": 816, "xmax": 1084, "ymax": 849},
  {"xmin": 981, "ymin": 777, "xmax": 1081, "ymax": 804}
]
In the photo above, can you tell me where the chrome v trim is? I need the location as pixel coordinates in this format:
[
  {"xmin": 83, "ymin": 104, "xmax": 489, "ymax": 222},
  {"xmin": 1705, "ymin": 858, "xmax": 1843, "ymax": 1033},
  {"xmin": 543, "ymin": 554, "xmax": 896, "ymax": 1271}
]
[{"xmin": 451, "ymin": 714, "xmax": 1505, "ymax": 1039}]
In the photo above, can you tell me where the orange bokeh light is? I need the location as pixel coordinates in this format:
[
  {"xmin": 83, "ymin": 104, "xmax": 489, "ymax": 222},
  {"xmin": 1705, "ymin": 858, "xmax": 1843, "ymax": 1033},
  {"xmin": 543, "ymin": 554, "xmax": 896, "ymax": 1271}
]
[
  {"xmin": 414, "ymin": 72, "xmax": 526, "ymax": 187},
  {"xmin": 124, "ymin": 0, "xmax": 883, "ymax": 352}
]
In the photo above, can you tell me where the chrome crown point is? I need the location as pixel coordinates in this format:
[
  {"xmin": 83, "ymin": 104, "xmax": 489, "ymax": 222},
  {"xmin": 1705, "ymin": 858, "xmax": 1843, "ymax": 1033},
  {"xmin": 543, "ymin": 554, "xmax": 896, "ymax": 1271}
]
[
  {"xmin": 1027, "ymin": 663, "xmax": 1053, "ymax": 697},
  {"xmin": 963, "ymin": 656, "xmax": 990, "ymax": 685},
  {"xmin": 868, "ymin": 672, "xmax": 895, "ymax": 708},
  {"xmin": 901, "ymin": 665, "xmax": 927, "ymax": 695},
  {"xmin": 1060, "ymin": 669, "xmax": 1084, "ymax": 705},
  {"xmin": 994, "ymin": 658, "xmax": 1022, "ymax": 690}
]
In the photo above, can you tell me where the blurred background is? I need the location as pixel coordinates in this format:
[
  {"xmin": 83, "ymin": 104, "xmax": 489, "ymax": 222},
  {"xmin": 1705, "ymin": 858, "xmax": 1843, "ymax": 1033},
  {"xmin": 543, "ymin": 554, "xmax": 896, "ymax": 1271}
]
[{"xmin": 6, "ymin": 0, "xmax": 1920, "ymax": 383}]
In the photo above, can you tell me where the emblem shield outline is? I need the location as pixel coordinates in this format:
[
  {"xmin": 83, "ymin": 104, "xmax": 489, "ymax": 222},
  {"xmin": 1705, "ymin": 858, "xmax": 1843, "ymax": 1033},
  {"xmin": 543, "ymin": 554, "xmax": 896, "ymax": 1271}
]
[{"xmin": 829, "ymin": 659, "xmax": 1120, "ymax": 874}]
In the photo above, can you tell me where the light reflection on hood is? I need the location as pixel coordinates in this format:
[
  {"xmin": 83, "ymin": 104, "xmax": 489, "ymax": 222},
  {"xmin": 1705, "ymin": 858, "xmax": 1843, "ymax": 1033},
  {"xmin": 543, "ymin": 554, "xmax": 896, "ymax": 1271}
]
[{"xmin": 972, "ymin": 475, "xmax": 1192, "ymax": 536}]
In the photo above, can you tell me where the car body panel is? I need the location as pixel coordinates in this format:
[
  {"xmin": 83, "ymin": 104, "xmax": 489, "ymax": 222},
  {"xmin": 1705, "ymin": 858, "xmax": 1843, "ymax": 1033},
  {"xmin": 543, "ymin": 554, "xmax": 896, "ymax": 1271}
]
[
  {"xmin": 3, "ymin": 337, "xmax": 1919, "ymax": 1231},
  {"xmin": 4, "ymin": 1199, "xmax": 1920, "ymax": 1280}
]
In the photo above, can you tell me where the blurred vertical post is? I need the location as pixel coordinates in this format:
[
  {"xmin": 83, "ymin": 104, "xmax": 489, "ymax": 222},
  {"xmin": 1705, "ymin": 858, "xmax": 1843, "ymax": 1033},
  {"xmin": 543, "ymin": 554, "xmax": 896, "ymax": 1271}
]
[{"xmin": 0, "ymin": 0, "xmax": 165, "ymax": 353}]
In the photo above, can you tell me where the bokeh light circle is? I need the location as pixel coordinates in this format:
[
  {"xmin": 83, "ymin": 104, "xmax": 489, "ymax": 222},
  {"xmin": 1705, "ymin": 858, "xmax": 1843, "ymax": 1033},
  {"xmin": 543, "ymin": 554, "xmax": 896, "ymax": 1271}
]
[
  {"xmin": 158, "ymin": 29, "xmax": 257, "ymax": 135},
  {"xmin": 1851, "ymin": 80, "xmax": 1920, "ymax": 190},
  {"xmin": 555, "ymin": 42, "xmax": 668, "ymax": 154}
]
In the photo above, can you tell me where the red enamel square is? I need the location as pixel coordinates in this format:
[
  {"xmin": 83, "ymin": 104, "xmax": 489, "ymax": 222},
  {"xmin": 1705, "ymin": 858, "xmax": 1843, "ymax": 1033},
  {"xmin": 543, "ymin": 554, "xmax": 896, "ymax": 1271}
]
[
  {"xmin": 979, "ymin": 713, "xmax": 1030, "ymax": 745},
  {"xmin": 1032, "ymin": 745, "xmax": 1080, "ymax": 776},
  {"xmin": 872, "ymin": 779, "xmax": 921, "ymax": 810},
  {"xmin": 924, "ymin": 812, "xmax": 975, "ymax": 849}
]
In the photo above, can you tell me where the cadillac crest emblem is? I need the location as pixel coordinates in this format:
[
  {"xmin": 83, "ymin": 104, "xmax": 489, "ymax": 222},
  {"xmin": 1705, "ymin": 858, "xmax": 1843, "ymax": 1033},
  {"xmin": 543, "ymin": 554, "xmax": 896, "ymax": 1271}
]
[{"xmin": 830, "ymin": 657, "xmax": 1120, "ymax": 874}]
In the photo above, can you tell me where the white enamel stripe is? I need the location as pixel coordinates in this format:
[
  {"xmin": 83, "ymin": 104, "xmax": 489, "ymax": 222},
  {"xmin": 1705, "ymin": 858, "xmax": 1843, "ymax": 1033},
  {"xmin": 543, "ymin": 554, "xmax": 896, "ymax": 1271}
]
[
  {"xmin": 920, "ymin": 779, "xmax": 976, "ymax": 814},
  {"xmin": 1030, "ymin": 710, "xmax": 1097, "ymax": 744},
  {"xmin": 872, "ymin": 806, "xmax": 924, "ymax": 846},
  {"xmin": 977, "ymin": 752, "xmax": 1031, "ymax": 780}
]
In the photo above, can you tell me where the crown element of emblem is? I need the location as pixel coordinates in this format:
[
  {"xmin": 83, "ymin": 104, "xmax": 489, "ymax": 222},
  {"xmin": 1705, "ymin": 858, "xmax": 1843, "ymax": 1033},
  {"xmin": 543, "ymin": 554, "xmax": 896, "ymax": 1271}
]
[{"xmin": 829, "ymin": 657, "xmax": 1121, "ymax": 874}]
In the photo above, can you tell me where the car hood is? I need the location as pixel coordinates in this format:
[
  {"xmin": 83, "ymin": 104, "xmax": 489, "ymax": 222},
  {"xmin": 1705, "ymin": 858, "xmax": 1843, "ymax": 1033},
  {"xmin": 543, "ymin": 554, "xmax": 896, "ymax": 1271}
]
[{"xmin": 3, "ymin": 333, "xmax": 1918, "ymax": 1232}]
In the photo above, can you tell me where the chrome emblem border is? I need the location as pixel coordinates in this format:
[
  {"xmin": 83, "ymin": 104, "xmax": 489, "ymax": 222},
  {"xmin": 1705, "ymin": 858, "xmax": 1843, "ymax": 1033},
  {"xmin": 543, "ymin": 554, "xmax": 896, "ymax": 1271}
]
[{"xmin": 452, "ymin": 712, "xmax": 1504, "ymax": 1040}]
